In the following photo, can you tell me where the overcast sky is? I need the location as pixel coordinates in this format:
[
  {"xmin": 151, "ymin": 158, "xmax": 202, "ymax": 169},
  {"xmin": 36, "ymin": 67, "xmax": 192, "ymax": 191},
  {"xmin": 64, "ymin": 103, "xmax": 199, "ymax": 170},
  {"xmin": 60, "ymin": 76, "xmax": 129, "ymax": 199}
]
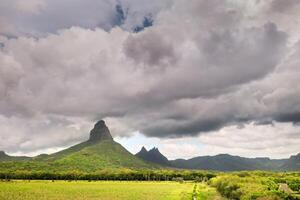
[{"xmin": 0, "ymin": 0, "xmax": 300, "ymax": 159}]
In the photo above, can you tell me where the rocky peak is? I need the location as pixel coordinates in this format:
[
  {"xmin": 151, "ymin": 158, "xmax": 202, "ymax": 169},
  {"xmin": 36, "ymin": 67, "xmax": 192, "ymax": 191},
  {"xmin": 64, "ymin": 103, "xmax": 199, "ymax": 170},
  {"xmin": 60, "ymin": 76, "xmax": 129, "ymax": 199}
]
[
  {"xmin": 88, "ymin": 120, "xmax": 113, "ymax": 142},
  {"xmin": 135, "ymin": 146, "xmax": 169, "ymax": 166},
  {"xmin": 149, "ymin": 147, "xmax": 159, "ymax": 153},
  {"xmin": 140, "ymin": 146, "xmax": 148, "ymax": 153}
]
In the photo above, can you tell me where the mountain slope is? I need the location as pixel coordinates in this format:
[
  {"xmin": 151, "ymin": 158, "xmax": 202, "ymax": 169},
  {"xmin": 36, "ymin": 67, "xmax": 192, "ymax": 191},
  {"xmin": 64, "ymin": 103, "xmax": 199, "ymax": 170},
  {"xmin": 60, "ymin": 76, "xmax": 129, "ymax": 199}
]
[
  {"xmin": 170, "ymin": 154, "xmax": 290, "ymax": 171},
  {"xmin": 135, "ymin": 147, "xmax": 298, "ymax": 171},
  {"xmin": 51, "ymin": 140, "xmax": 152, "ymax": 172},
  {"xmin": 0, "ymin": 120, "xmax": 154, "ymax": 172},
  {"xmin": 136, "ymin": 147, "xmax": 169, "ymax": 166},
  {"xmin": 171, "ymin": 154, "xmax": 267, "ymax": 171},
  {"xmin": 280, "ymin": 153, "xmax": 300, "ymax": 171},
  {"xmin": 0, "ymin": 151, "xmax": 30, "ymax": 161}
]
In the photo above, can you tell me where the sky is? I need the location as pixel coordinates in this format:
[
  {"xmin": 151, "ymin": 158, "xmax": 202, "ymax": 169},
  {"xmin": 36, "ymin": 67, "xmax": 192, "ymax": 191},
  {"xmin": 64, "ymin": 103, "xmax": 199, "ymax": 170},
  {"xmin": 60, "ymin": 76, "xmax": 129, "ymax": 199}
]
[{"xmin": 0, "ymin": 0, "xmax": 300, "ymax": 159}]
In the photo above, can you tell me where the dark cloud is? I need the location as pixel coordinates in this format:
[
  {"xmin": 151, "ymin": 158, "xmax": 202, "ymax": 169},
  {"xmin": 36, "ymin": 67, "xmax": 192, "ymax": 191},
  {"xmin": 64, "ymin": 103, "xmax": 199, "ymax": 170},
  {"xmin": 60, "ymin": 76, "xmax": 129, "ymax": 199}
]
[
  {"xmin": 133, "ymin": 16, "xmax": 153, "ymax": 33},
  {"xmin": 270, "ymin": 0, "xmax": 300, "ymax": 13},
  {"xmin": 275, "ymin": 112, "xmax": 300, "ymax": 123},
  {"xmin": 142, "ymin": 119, "xmax": 228, "ymax": 138},
  {"xmin": 124, "ymin": 30, "xmax": 177, "ymax": 67},
  {"xmin": 0, "ymin": 0, "xmax": 172, "ymax": 36},
  {"xmin": 0, "ymin": 0, "xmax": 300, "ymax": 156},
  {"xmin": 114, "ymin": 4, "xmax": 126, "ymax": 26}
]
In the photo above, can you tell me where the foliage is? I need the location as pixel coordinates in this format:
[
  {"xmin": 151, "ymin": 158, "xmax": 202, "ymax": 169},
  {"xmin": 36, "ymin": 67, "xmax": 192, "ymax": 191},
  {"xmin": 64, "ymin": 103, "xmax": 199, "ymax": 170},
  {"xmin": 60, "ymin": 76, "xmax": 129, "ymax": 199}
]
[
  {"xmin": 0, "ymin": 141, "xmax": 155, "ymax": 173},
  {"xmin": 0, "ymin": 169, "xmax": 216, "ymax": 182},
  {"xmin": 0, "ymin": 180, "xmax": 194, "ymax": 200},
  {"xmin": 195, "ymin": 183, "xmax": 225, "ymax": 200},
  {"xmin": 209, "ymin": 171, "xmax": 300, "ymax": 200}
]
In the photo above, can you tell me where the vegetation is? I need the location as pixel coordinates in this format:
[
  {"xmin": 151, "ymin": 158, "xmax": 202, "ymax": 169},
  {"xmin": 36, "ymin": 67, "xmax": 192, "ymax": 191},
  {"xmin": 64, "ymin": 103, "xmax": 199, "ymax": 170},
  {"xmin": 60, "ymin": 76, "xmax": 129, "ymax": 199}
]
[
  {"xmin": 0, "ymin": 169, "xmax": 215, "ymax": 181},
  {"xmin": 195, "ymin": 183, "xmax": 225, "ymax": 200},
  {"xmin": 0, "ymin": 170, "xmax": 299, "ymax": 199},
  {"xmin": 0, "ymin": 122, "xmax": 299, "ymax": 199},
  {"xmin": 0, "ymin": 140, "xmax": 155, "ymax": 172},
  {"xmin": 0, "ymin": 180, "xmax": 194, "ymax": 200},
  {"xmin": 208, "ymin": 171, "xmax": 300, "ymax": 200}
]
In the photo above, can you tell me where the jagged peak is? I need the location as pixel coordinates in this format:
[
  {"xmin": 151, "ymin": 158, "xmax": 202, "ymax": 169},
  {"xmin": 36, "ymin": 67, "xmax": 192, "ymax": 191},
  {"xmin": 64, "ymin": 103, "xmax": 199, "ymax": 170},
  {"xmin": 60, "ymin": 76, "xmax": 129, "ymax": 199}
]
[
  {"xmin": 140, "ymin": 146, "xmax": 148, "ymax": 152},
  {"xmin": 88, "ymin": 120, "xmax": 113, "ymax": 142},
  {"xmin": 149, "ymin": 147, "xmax": 159, "ymax": 152}
]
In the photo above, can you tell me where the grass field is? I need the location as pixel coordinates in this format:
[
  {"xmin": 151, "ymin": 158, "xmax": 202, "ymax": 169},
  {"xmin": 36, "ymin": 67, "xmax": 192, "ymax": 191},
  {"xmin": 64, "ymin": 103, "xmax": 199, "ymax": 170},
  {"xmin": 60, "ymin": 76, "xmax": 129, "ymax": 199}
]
[
  {"xmin": 195, "ymin": 183, "xmax": 225, "ymax": 200},
  {"xmin": 1, "ymin": 172, "xmax": 299, "ymax": 200},
  {"xmin": 0, "ymin": 180, "xmax": 197, "ymax": 200}
]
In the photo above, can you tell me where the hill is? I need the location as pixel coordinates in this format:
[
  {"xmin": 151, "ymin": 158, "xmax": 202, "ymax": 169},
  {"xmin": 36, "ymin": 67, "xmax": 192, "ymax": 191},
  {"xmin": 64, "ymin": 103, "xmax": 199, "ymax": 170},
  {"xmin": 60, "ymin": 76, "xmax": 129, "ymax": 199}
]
[
  {"xmin": 135, "ymin": 147, "xmax": 299, "ymax": 171},
  {"xmin": 136, "ymin": 147, "xmax": 169, "ymax": 166},
  {"xmin": 280, "ymin": 153, "xmax": 300, "ymax": 171},
  {"xmin": 0, "ymin": 120, "xmax": 154, "ymax": 172},
  {"xmin": 170, "ymin": 154, "xmax": 287, "ymax": 171},
  {"xmin": 0, "ymin": 151, "xmax": 30, "ymax": 161},
  {"xmin": 169, "ymin": 153, "xmax": 300, "ymax": 171}
]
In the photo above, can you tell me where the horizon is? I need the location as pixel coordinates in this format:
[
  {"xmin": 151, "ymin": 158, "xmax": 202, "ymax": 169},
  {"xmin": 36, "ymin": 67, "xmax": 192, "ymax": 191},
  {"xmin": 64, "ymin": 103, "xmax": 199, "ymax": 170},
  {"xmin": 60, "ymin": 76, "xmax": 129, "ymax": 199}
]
[{"xmin": 1, "ymin": 0, "xmax": 300, "ymax": 161}]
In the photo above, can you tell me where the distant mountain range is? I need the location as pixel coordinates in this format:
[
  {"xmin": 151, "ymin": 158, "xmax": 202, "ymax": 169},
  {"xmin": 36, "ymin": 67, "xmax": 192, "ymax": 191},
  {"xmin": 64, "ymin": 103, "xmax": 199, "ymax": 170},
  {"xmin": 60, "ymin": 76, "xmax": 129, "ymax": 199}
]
[
  {"xmin": 1, "ymin": 120, "xmax": 300, "ymax": 171},
  {"xmin": 136, "ymin": 146, "xmax": 300, "ymax": 171},
  {"xmin": 170, "ymin": 154, "xmax": 299, "ymax": 171}
]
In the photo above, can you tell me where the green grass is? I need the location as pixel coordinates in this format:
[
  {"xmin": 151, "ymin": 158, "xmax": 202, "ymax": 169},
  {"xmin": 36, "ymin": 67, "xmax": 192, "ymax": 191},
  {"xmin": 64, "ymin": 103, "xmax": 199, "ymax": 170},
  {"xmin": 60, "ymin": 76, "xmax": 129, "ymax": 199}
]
[
  {"xmin": 195, "ymin": 183, "xmax": 225, "ymax": 200},
  {"xmin": 0, "ymin": 180, "xmax": 193, "ymax": 200}
]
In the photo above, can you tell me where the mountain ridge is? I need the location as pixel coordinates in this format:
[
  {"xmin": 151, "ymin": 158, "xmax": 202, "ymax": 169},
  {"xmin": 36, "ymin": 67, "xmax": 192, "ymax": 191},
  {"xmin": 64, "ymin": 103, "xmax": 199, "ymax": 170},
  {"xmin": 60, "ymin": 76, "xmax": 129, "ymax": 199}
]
[
  {"xmin": 0, "ymin": 121, "xmax": 300, "ymax": 171},
  {"xmin": 135, "ymin": 148, "xmax": 300, "ymax": 171}
]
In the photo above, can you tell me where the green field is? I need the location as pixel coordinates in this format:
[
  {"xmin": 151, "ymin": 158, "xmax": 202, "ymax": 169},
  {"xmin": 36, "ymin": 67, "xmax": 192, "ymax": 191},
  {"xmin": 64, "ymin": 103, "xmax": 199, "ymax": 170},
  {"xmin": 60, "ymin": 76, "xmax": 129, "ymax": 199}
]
[
  {"xmin": 0, "ymin": 171, "xmax": 299, "ymax": 200},
  {"xmin": 0, "ymin": 181, "xmax": 197, "ymax": 200}
]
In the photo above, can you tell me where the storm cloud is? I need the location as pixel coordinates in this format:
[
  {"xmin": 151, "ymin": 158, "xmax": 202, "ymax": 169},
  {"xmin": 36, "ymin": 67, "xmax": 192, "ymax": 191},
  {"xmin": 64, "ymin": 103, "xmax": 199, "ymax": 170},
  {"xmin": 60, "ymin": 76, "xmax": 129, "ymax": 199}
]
[{"xmin": 0, "ymin": 0, "xmax": 300, "ymax": 157}]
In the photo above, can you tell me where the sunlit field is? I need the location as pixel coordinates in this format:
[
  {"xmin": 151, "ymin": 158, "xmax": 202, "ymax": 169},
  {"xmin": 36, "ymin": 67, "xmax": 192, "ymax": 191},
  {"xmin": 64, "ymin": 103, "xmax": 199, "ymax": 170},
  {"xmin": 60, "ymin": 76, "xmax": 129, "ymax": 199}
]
[
  {"xmin": 0, "ymin": 181, "xmax": 195, "ymax": 200},
  {"xmin": 0, "ymin": 171, "xmax": 299, "ymax": 200}
]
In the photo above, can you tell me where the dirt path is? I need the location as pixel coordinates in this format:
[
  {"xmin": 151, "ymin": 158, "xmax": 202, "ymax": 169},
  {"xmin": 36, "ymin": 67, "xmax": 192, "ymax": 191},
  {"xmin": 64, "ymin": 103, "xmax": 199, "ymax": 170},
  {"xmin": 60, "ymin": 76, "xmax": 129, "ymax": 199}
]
[
  {"xmin": 279, "ymin": 183, "xmax": 294, "ymax": 194},
  {"xmin": 193, "ymin": 184, "xmax": 197, "ymax": 200}
]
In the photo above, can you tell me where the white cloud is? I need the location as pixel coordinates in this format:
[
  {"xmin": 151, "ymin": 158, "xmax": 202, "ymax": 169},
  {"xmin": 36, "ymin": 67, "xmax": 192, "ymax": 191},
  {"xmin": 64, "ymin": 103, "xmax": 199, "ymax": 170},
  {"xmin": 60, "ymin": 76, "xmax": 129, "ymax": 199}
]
[
  {"xmin": 198, "ymin": 122, "xmax": 300, "ymax": 159},
  {"xmin": 0, "ymin": 0, "xmax": 299, "ymax": 158}
]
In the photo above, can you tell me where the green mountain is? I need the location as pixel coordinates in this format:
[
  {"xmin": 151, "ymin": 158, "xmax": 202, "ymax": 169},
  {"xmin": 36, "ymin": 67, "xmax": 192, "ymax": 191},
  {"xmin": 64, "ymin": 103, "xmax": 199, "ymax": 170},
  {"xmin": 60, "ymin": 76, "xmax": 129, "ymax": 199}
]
[
  {"xmin": 169, "ymin": 154, "xmax": 299, "ymax": 171},
  {"xmin": 0, "ymin": 120, "xmax": 154, "ymax": 173},
  {"xmin": 170, "ymin": 154, "xmax": 282, "ymax": 171}
]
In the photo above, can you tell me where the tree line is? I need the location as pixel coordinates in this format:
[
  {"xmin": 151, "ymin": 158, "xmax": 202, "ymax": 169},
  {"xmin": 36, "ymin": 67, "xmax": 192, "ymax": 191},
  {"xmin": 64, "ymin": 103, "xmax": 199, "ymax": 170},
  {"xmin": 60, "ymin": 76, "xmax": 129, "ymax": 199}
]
[{"xmin": 0, "ymin": 169, "xmax": 216, "ymax": 181}]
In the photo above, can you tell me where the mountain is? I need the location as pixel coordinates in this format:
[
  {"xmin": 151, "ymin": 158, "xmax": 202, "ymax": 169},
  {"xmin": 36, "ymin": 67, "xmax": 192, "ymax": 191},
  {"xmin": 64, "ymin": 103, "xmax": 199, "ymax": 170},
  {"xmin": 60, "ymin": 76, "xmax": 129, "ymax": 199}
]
[
  {"xmin": 89, "ymin": 120, "xmax": 113, "ymax": 141},
  {"xmin": 280, "ymin": 153, "xmax": 300, "ymax": 171},
  {"xmin": 170, "ymin": 154, "xmax": 287, "ymax": 171},
  {"xmin": 169, "ymin": 153, "xmax": 300, "ymax": 171},
  {"xmin": 136, "ymin": 147, "xmax": 169, "ymax": 166},
  {"xmin": 135, "ymin": 147, "xmax": 299, "ymax": 171},
  {"xmin": 0, "ymin": 151, "xmax": 30, "ymax": 161},
  {"xmin": 0, "ymin": 120, "xmax": 154, "ymax": 172}
]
